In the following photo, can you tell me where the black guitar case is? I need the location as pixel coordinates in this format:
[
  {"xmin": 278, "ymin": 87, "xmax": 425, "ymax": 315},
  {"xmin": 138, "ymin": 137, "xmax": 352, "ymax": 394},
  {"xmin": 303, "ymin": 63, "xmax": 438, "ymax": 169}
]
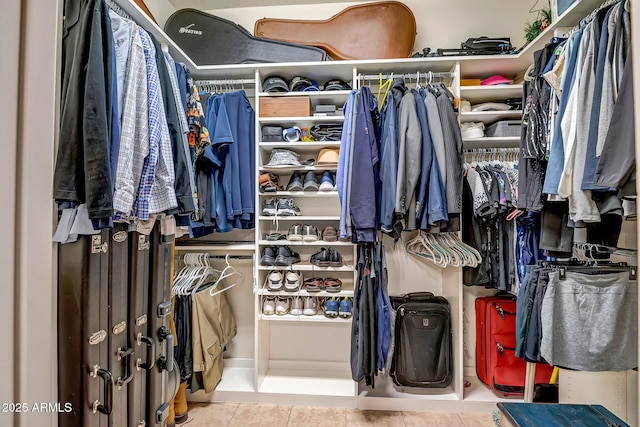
[{"xmin": 165, "ymin": 9, "xmax": 327, "ymax": 65}]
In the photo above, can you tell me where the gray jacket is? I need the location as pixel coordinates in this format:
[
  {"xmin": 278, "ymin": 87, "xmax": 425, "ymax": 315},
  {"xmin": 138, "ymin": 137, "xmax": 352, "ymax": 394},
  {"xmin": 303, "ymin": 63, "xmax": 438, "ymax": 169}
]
[{"xmin": 395, "ymin": 92, "xmax": 422, "ymax": 217}]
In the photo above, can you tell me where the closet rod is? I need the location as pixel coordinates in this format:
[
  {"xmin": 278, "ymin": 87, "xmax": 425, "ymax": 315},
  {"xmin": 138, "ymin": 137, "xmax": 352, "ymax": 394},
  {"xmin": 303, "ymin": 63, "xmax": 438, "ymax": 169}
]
[
  {"xmin": 195, "ymin": 79, "xmax": 255, "ymax": 85},
  {"xmin": 573, "ymin": 242, "xmax": 637, "ymax": 258},
  {"xmin": 358, "ymin": 71, "xmax": 454, "ymax": 81},
  {"xmin": 463, "ymin": 147, "xmax": 519, "ymax": 153},
  {"xmin": 105, "ymin": 0, "xmax": 133, "ymax": 20},
  {"xmin": 563, "ymin": 0, "xmax": 622, "ymax": 36},
  {"xmin": 205, "ymin": 255, "xmax": 254, "ymax": 260}
]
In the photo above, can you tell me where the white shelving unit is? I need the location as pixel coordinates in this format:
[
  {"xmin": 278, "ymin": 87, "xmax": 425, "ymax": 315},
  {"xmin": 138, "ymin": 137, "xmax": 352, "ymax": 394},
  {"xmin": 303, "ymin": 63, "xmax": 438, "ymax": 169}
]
[
  {"xmin": 258, "ymin": 191, "xmax": 339, "ymax": 197},
  {"xmin": 459, "ymin": 110, "xmax": 523, "ymax": 124},
  {"xmin": 114, "ymin": 0, "xmax": 622, "ymax": 415},
  {"xmin": 462, "ymin": 137, "xmax": 521, "ymax": 149}
]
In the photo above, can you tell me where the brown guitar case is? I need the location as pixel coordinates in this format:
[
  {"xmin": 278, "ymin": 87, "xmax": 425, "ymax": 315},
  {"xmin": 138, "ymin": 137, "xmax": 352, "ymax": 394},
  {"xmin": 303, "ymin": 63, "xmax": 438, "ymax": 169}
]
[{"xmin": 254, "ymin": 1, "xmax": 416, "ymax": 60}]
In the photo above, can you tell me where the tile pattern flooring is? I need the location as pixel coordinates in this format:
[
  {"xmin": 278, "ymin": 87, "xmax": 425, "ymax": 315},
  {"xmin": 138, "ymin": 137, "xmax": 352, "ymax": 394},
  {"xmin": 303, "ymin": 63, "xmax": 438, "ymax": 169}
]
[{"xmin": 184, "ymin": 403, "xmax": 496, "ymax": 426}]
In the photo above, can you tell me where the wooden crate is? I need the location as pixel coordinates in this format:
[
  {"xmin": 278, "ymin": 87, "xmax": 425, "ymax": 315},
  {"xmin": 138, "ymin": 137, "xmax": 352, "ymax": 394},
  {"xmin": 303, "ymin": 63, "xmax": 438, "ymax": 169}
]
[{"xmin": 259, "ymin": 96, "xmax": 310, "ymax": 117}]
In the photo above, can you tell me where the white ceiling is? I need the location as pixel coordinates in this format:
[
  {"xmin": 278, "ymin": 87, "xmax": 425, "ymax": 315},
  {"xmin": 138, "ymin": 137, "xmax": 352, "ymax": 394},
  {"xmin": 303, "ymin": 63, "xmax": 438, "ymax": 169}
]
[{"xmin": 167, "ymin": 0, "xmax": 361, "ymax": 10}]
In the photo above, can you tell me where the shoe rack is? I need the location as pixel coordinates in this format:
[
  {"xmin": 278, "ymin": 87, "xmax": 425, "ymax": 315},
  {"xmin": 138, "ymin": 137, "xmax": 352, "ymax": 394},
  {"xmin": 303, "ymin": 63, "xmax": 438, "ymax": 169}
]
[{"xmin": 254, "ymin": 68, "xmax": 360, "ymax": 404}]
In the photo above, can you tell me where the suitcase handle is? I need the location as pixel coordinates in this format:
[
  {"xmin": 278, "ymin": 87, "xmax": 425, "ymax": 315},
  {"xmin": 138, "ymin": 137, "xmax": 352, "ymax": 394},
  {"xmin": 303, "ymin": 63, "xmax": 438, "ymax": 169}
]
[
  {"xmin": 137, "ymin": 333, "xmax": 155, "ymax": 370},
  {"xmin": 91, "ymin": 367, "xmax": 113, "ymax": 415},
  {"xmin": 116, "ymin": 347, "xmax": 135, "ymax": 387},
  {"xmin": 158, "ymin": 326, "xmax": 175, "ymax": 372},
  {"xmin": 401, "ymin": 292, "xmax": 435, "ymax": 300}
]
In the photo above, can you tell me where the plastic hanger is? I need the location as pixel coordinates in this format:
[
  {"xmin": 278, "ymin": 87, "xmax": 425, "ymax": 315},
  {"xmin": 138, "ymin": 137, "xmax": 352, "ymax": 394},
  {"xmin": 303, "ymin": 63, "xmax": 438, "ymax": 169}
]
[{"xmin": 209, "ymin": 255, "xmax": 246, "ymax": 297}]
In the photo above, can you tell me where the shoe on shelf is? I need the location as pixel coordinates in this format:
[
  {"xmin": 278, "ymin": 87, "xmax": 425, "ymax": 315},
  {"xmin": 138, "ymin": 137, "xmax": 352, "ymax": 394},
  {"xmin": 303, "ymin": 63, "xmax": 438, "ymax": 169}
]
[
  {"xmin": 328, "ymin": 248, "xmax": 344, "ymax": 267},
  {"xmin": 275, "ymin": 296, "xmax": 291, "ymax": 315},
  {"xmin": 323, "ymin": 278, "xmax": 342, "ymax": 293},
  {"xmin": 266, "ymin": 232, "xmax": 287, "ymax": 241},
  {"xmin": 262, "ymin": 198, "xmax": 277, "ymax": 216},
  {"xmin": 319, "ymin": 171, "xmax": 335, "ymax": 192},
  {"xmin": 302, "ymin": 224, "xmax": 320, "ymax": 242},
  {"xmin": 310, "ymin": 248, "xmax": 331, "ymax": 267},
  {"xmin": 323, "ymin": 297, "xmax": 339, "ymax": 318},
  {"xmin": 260, "ymin": 246, "xmax": 277, "ymax": 266},
  {"xmin": 275, "ymin": 246, "xmax": 301, "ymax": 266},
  {"xmin": 321, "ymin": 226, "xmax": 338, "ymax": 242},
  {"xmin": 284, "ymin": 271, "xmax": 303, "ymax": 292},
  {"xmin": 304, "ymin": 277, "xmax": 325, "ymax": 292},
  {"xmin": 287, "ymin": 224, "xmax": 303, "ymax": 241},
  {"xmin": 303, "ymin": 296, "xmax": 320, "ymax": 316},
  {"xmin": 303, "ymin": 171, "xmax": 319, "ymax": 191},
  {"xmin": 276, "ymin": 198, "xmax": 301, "ymax": 216},
  {"xmin": 262, "ymin": 296, "xmax": 276, "ymax": 315},
  {"xmin": 460, "ymin": 121, "xmax": 485, "ymax": 139},
  {"xmin": 267, "ymin": 271, "xmax": 284, "ymax": 291},
  {"xmin": 338, "ymin": 297, "xmax": 353, "ymax": 319},
  {"xmin": 286, "ymin": 172, "xmax": 304, "ymax": 191},
  {"xmin": 290, "ymin": 296, "xmax": 304, "ymax": 316},
  {"xmin": 259, "ymin": 173, "xmax": 279, "ymax": 193}
]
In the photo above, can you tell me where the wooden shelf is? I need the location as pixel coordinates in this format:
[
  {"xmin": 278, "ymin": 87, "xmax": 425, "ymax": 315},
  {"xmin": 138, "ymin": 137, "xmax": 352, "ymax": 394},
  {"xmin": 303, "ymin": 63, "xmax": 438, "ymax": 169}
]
[
  {"xmin": 260, "ymin": 142, "xmax": 341, "ymax": 152},
  {"xmin": 259, "ymin": 191, "xmax": 339, "ymax": 197},
  {"xmin": 462, "ymin": 137, "xmax": 520, "ymax": 148},
  {"xmin": 260, "ymin": 165, "xmax": 338, "ymax": 172},
  {"xmin": 259, "ymin": 313, "xmax": 352, "ymax": 323},
  {"xmin": 258, "ymin": 265, "xmax": 354, "ymax": 272},
  {"xmin": 258, "ymin": 240, "xmax": 352, "ymax": 246},
  {"xmin": 459, "ymin": 110, "xmax": 522, "ymax": 124},
  {"xmin": 259, "ymin": 216, "xmax": 340, "ymax": 221},
  {"xmin": 257, "ymin": 90, "xmax": 351, "ymax": 105},
  {"xmin": 460, "ymin": 85, "xmax": 523, "ymax": 103},
  {"xmin": 257, "ymin": 289, "xmax": 354, "ymax": 297}
]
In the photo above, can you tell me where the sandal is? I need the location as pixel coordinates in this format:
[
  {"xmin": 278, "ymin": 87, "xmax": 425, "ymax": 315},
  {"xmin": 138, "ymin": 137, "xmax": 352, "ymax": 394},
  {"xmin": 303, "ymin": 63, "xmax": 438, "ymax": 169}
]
[
  {"xmin": 304, "ymin": 277, "xmax": 325, "ymax": 292},
  {"xmin": 323, "ymin": 278, "xmax": 342, "ymax": 293}
]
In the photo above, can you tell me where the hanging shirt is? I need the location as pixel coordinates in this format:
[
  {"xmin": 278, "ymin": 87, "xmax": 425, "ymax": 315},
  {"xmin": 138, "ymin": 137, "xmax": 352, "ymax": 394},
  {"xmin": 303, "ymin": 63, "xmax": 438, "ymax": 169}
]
[
  {"xmin": 134, "ymin": 29, "xmax": 177, "ymax": 219},
  {"xmin": 337, "ymin": 91, "xmax": 356, "ymax": 239},
  {"xmin": 112, "ymin": 23, "xmax": 148, "ymax": 218}
]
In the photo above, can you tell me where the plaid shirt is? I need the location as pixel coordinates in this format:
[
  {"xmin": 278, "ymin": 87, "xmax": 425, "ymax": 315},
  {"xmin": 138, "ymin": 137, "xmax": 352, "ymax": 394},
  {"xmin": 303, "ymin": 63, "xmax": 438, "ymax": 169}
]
[
  {"xmin": 112, "ymin": 22, "xmax": 148, "ymax": 217},
  {"xmin": 135, "ymin": 29, "xmax": 177, "ymax": 218}
]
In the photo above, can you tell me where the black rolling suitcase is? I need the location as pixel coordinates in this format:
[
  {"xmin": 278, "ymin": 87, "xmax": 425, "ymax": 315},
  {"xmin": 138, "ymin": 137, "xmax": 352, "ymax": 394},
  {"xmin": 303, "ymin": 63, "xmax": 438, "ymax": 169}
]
[{"xmin": 390, "ymin": 292, "xmax": 453, "ymax": 388}]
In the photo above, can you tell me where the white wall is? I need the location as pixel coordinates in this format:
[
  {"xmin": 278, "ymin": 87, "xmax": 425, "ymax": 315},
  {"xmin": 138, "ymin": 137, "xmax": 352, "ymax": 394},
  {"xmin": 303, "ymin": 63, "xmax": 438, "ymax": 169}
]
[{"xmin": 199, "ymin": 1, "xmax": 531, "ymax": 54}]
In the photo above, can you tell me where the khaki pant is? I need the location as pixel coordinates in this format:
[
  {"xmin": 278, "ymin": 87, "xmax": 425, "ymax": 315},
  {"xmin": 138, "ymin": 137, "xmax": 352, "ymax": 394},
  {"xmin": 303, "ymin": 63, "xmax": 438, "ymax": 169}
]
[{"xmin": 191, "ymin": 289, "xmax": 237, "ymax": 392}]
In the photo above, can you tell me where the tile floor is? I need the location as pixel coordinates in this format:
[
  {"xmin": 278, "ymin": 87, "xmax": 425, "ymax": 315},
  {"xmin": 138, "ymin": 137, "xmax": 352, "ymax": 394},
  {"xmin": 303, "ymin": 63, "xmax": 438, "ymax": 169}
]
[{"xmin": 183, "ymin": 403, "xmax": 496, "ymax": 427}]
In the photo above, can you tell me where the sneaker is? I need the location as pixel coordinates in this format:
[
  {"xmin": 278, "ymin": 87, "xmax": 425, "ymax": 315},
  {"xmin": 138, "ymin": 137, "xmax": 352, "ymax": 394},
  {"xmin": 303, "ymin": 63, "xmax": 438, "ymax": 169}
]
[
  {"xmin": 460, "ymin": 122, "xmax": 485, "ymax": 139},
  {"xmin": 338, "ymin": 298, "xmax": 353, "ymax": 319},
  {"xmin": 303, "ymin": 171, "xmax": 319, "ymax": 191},
  {"xmin": 310, "ymin": 248, "xmax": 331, "ymax": 267},
  {"xmin": 275, "ymin": 297, "xmax": 291, "ymax": 315},
  {"xmin": 260, "ymin": 246, "xmax": 277, "ymax": 266},
  {"xmin": 286, "ymin": 172, "xmax": 304, "ymax": 191},
  {"xmin": 276, "ymin": 198, "xmax": 301, "ymax": 216},
  {"xmin": 323, "ymin": 297, "xmax": 339, "ymax": 318},
  {"xmin": 321, "ymin": 226, "xmax": 338, "ymax": 242},
  {"xmin": 284, "ymin": 271, "xmax": 303, "ymax": 292},
  {"xmin": 266, "ymin": 232, "xmax": 287, "ymax": 241},
  {"xmin": 262, "ymin": 296, "xmax": 276, "ymax": 315},
  {"xmin": 328, "ymin": 248, "xmax": 344, "ymax": 267},
  {"xmin": 319, "ymin": 171, "xmax": 335, "ymax": 192},
  {"xmin": 302, "ymin": 225, "xmax": 319, "ymax": 242},
  {"xmin": 262, "ymin": 198, "xmax": 277, "ymax": 216},
  {"xmin": 287, "ymin": 224, "xmax": 303, "ymax": 241},
  {"xmin": 290, "ymin": 297, "xmax": 304, "ymax": 316},
  {"xmin": 303, "ymin": 297, "xmax": 320, "ymax": 316},
  {"xmin": 274, "ymin": 246, "xmax": 301, "ymax": 266},
  {"xmin": 267, "ymin": 271, "xmax": 284, "ymax": 291}
]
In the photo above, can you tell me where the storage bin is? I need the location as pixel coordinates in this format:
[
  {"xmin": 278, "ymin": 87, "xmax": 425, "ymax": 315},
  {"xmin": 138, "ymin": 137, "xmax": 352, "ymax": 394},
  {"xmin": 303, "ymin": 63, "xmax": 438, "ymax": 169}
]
[
  {"xmin": 485, "ymin": 120, "xmax": 521, "ymax": 138},
  {"xmin": 259, "ymin": 96, "xmax": 310, "ymax": 117}
]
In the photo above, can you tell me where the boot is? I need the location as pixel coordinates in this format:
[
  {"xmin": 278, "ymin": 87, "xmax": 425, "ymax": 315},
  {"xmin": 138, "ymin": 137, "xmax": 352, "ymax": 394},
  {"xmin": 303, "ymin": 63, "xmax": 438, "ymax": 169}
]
[
  {"xmin": 174, "ymin": 381, "xmax": 189, "ymax": 424},
  {"xmin": 167, "ymin": 398, "xmax": 175, "ymax": 427}
]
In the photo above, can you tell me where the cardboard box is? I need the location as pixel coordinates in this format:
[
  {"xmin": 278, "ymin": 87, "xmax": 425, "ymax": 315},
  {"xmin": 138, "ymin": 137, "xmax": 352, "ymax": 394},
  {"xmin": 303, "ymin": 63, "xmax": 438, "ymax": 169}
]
[{"xmin": 259, "ymin": 96, "xmax": 310, "ymax": 117}]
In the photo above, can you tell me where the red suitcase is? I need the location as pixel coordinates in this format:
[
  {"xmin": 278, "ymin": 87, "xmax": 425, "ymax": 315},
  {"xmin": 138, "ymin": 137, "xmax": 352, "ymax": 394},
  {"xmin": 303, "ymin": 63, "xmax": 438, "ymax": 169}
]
[{"xmin": 476, "ymin": 293, "xmax": 553, "ymax": 397}]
